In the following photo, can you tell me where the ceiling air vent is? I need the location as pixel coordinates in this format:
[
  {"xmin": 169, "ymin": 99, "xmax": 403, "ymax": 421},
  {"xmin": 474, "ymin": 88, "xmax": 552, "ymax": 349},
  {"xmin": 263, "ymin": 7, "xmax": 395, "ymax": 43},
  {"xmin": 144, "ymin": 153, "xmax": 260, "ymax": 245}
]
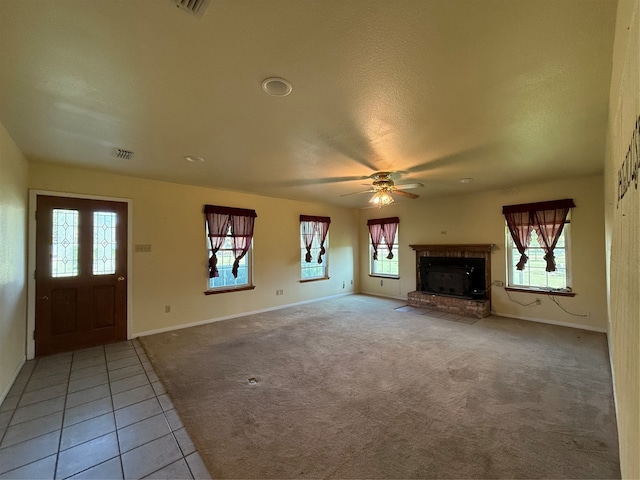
[
  {"xmin": 170, "ymin": 0, "xmax": 212, "ymax": 17},
  {"xmin": 113, "ymin": 148, "xmax": 134, "ymax": 160}
]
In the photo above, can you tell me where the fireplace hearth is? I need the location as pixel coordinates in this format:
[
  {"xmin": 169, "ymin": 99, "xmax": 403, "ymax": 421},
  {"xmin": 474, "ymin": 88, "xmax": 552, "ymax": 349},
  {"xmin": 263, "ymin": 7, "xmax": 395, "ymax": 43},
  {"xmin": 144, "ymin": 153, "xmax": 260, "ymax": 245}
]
[{"xmin": 408, "ymin": 244, "xmax": 494, "ymax": 318}]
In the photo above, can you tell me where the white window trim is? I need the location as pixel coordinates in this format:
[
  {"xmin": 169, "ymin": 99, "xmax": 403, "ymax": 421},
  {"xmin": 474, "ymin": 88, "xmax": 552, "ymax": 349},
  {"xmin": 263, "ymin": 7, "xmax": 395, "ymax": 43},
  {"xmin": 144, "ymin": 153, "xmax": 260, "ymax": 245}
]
[
  {"xmin": 205, "ymin": 228, "xmax": 254, "ymax": 293},
  {"xmin": 300, "ymin": 229, "xmax": 329, "ymax": 281},
  {"xmin": 505, "ymin": 223, "xmax": 572, "ymax": 293},
  {"xmin": 369, "ymin": 236, "xmax": 399, "ymax": 278}
]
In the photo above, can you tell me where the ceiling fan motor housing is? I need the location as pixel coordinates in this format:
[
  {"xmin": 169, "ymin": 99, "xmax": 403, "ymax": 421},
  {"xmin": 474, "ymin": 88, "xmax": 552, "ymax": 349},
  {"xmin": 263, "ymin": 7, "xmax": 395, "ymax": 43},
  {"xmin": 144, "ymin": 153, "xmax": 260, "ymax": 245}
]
[{"xmin": 372, "ymin": 172, "xmax": 395, "ymax": 190}]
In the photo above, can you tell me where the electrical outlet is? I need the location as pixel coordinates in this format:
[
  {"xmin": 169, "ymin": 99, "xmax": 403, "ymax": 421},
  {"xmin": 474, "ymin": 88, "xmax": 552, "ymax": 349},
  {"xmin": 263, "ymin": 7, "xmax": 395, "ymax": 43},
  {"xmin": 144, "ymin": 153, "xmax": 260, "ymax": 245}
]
[
  {"xmin": 342, "ymin": 281, "xmax": 345, "ymax": 289},
  {"xmin": 350, "ymin": 280, "xmax": 353, "ymax": 285},
  {"xmin": 493, "ymin": 280, "xmax": 504, "ymax": 287},
  {"xmin": 164, "ymin": 305, "xmax": 171, "ymax": 313},
  {"xmin": 380, "ymin": 279, "xmax": 384, "ymax": 286}
]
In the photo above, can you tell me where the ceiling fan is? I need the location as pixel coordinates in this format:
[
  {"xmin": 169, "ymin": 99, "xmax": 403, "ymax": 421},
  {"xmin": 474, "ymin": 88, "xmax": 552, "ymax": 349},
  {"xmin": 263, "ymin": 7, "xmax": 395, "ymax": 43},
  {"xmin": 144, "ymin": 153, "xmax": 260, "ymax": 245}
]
[{"xmin": 342, "ymin": 172, "xmax": 423, "ymax": 207}]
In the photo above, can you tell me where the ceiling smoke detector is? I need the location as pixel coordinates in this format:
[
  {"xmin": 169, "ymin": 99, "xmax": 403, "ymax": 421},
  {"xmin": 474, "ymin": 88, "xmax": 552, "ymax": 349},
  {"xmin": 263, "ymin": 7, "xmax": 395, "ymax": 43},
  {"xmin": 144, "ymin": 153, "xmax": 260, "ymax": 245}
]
[
  {"xmin": 262, "ymin": 77, "xmax": 293, "ymax": 97},
  {"xmin": 113, "ymin": 148, "xmax": 134, "ymax": 160},
  {"xmin": 170, "ymin": 0, "xmax": 212, "ymax": 17}
]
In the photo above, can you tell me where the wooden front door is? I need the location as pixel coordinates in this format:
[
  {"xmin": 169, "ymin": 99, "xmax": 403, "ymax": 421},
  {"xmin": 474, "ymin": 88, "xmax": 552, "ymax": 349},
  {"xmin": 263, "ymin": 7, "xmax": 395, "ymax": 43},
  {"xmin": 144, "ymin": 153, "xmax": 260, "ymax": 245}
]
[{"xmin": 35, "ymin": 195, "xmax": 128, "ymax": 356}]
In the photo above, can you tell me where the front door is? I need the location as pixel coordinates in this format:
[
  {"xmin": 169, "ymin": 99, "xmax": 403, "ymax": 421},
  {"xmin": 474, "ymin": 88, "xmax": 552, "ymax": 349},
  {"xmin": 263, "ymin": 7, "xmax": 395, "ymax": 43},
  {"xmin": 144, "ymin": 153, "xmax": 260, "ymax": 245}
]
[{"xmin": 35, "ymin": 195, "xmax": 128, "ymax": 356}]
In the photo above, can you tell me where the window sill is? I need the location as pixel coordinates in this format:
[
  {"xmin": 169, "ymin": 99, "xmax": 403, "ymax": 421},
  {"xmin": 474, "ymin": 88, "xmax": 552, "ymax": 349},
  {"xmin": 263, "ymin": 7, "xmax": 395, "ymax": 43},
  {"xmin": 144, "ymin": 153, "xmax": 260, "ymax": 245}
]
[
  {"xmin": 300, "ymin": 277, "xmax": 330, "ymax": 283},
  {"xmin": 505, "ymin": 287, "xmax": 575, "ymax": 297},
  {"xmin": 204, "ymin": 285, "xmax": 255, "ymax": 295},
  {"xmin": 369, "ymin": 274, "xmax": 400, "ymax": 280}
]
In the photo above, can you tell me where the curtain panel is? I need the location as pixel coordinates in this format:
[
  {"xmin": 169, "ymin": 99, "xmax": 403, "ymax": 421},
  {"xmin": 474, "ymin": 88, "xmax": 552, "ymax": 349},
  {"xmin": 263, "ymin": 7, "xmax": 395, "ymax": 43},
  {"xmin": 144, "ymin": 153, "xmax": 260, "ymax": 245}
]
[
  {"xmin": 204, "ymin": 205, "xmax": 257, "ymax": 279},
  {"xmin": 299, "ymin": 215, "xmax": 331, "ymax": 263},
  {"xmin": 367, "ymin": 217, "xmax": 400, "ymax": 261},
  {"xmin": 502, "ymin": 199, "xmax": 574, "ymax": 272}
]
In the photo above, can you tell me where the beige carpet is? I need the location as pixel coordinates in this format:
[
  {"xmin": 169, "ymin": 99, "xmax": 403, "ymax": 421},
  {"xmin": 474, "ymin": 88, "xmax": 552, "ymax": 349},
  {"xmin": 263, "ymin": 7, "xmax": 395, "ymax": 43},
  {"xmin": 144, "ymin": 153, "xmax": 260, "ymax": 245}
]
[{"xmin": 140, "ymin": 295, "xmax": 620, "ymax": 479}]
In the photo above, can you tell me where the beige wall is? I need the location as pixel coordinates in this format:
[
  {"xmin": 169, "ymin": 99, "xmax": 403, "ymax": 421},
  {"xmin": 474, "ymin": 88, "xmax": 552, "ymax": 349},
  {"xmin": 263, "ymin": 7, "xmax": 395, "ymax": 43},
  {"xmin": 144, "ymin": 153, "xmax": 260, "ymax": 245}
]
[
  {"xmin": 28, "ymin": 163, "xmax": 360, "ymax": 336},
  {"xmin": 604, "ymin": 0, "xmax": 640, "ymax": 477},
  {"xmin": 0, "ymin": 121, "xmax": 28, "ymax": 400},
  {"xmin": 359, "ymin": 175, "xmax": 608, "ymax": 331}
]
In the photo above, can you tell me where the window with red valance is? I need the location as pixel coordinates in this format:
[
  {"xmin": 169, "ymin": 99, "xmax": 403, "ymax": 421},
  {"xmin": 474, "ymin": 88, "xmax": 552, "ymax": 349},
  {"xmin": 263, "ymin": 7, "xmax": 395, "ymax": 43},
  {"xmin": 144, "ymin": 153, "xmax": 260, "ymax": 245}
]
[
  {"xmin": 300, "ymin": 215, "xmax": 330, "ymax": 280},
  {"xmin": 204, "ymin": 205, "xmax": 257, "ymax": 293},
  {"xmin": 502, "ymin": 199, "xmax": 574, "ymax": 291},
  {"xmin": 367, "ymin": 217, "xmax": 399, "ymax": 277}
]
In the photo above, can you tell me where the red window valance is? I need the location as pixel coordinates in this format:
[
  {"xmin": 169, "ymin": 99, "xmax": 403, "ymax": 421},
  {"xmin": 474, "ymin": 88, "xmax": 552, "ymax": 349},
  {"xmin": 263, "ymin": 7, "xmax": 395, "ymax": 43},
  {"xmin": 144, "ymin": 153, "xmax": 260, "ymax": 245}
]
[
  {"xmin": 367, "ymin": 217, "xmax": 400, "ymax": 226},
  {"xmin": 300, "ymin": 215, "xmax": 330, "ymax": 224},
  {"xmin": 502, "ymin": 199, "xmax": 575, "ymax": 215},
  {"xmin": 204, "ymin": 205, "xmax": 257, "ymax": 217}
]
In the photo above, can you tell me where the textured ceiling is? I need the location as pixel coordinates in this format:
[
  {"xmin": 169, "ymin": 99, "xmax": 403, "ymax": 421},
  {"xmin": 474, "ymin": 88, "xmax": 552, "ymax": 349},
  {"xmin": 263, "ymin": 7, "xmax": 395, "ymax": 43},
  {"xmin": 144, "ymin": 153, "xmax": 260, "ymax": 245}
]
[{"xmin": 0, "ymin": 0, "xmax": 617, "ymax": 208}]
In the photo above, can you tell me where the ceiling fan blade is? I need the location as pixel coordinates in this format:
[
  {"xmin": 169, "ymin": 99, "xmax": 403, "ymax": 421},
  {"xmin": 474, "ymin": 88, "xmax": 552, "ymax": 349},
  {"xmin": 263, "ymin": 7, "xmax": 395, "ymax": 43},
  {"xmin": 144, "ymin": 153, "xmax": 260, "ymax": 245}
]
[
  {"xmin": 393, "ymin": 183, "xmax": 424, "ymax": 190},
  {"xmin": 269, "ymin": 175, "xmax": 371, "ymax": 187},
  {"xmin": 393, "ymin": 190, "xmax": 420, "ymax": 199},
  {"xmin": 341, "ymin": 189, "xmax": 376, "ymax": 197}
]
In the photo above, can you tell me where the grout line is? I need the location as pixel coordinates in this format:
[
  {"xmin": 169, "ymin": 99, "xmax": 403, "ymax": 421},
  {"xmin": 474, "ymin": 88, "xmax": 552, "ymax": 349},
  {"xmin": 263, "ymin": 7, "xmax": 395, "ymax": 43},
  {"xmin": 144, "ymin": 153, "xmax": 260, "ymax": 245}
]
[{"xmin": 107, "ymin": 344, "xmax": 126, "ymax": 480}]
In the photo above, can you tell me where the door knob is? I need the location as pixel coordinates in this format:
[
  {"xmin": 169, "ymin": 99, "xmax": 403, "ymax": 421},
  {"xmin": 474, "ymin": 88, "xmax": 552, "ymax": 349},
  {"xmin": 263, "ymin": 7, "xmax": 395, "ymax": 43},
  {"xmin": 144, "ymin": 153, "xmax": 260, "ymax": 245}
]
[
  {"xmin": 118, "ymin": 276, "xmax": 126, "ymax": 281},
  {"xmin": 38, "ymin": 296, "xmax": 49, "ymax": 300}
]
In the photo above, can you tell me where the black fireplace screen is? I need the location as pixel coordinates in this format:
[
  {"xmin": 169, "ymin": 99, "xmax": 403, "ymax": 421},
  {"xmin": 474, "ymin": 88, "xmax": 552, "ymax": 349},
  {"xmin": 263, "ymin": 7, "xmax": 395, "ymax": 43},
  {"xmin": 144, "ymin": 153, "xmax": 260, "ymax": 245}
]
[{"xmin": 420, "ymin": 257, "xmax": 486, "ymax": 299}]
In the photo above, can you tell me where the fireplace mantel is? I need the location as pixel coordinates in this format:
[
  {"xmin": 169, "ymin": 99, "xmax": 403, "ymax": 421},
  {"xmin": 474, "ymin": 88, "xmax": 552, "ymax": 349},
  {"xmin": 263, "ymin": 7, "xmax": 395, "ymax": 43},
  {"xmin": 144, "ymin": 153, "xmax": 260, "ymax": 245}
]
[
  {"xmin": 409, "ymin": 244, "xmax": 494, "ymax": 253},
  {"xmin": 407, "ymin": 244, "xmax": 495, "ymax": 318}
]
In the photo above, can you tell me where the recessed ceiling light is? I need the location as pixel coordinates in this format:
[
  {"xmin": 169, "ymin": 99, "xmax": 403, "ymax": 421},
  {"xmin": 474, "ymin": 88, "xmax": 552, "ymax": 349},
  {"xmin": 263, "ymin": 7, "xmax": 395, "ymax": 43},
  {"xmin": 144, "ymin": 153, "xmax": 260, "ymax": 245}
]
[
  {"xmin": 459, "ymin": 178, "xmax": 474, "ymax": 184},
  {"xmin": 185, "ymin": 156, "xmax": 204, "ymax": 163},
  {"xmin": 261, "ymin": 77, "xmax": 293, "ymax": 97}
]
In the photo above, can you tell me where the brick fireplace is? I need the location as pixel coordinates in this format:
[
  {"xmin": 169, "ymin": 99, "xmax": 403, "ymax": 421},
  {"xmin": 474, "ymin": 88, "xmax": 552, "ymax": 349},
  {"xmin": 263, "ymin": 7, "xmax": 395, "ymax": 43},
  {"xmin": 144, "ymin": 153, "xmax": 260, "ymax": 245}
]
[{"xmin": 408, "ymin": 244, "xmax": 494, "ymax": 318}]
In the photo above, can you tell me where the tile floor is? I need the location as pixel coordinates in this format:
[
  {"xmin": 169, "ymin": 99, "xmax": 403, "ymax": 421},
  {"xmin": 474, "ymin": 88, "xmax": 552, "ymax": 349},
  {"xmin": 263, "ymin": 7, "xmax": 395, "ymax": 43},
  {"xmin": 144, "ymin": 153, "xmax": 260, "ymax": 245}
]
[
  {"xmin": 394, "ymin": 304, "xmax": 480, "ymax": 324},
  {"xmin": 0, "ymin": 339, "xmax": 212, "ymax": 480}
]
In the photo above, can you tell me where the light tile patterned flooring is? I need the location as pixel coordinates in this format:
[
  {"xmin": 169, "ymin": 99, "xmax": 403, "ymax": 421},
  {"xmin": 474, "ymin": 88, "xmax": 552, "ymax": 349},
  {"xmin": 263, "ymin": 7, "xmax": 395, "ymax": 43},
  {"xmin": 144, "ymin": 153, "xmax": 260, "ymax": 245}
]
[{"xmin": 0, "ymin": 340, "xmax": 212, "ymax": 479}]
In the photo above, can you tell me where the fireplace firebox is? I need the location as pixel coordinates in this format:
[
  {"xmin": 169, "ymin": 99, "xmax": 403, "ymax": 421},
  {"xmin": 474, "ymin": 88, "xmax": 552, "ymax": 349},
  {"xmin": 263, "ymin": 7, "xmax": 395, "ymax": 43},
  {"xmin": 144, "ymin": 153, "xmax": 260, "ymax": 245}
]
[{"xmin": 420, "ymin": 256, "xmax": 486, "ymax": 299}]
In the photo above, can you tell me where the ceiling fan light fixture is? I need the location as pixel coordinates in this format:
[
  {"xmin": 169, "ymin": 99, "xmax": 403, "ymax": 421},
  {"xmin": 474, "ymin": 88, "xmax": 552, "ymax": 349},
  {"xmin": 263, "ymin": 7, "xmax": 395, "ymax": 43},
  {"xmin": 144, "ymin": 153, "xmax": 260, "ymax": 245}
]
[{"xmin": 370, "ymin": 190, "xmax": 394, "ymax": 208}]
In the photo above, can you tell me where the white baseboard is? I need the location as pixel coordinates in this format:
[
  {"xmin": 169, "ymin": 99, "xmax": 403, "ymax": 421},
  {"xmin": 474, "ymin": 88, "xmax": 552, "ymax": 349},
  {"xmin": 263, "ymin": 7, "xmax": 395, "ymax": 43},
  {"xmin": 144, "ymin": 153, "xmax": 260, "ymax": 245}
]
[
  {"xmin": 361, "ymin": 291, "xmax": 407, "ymax": 301},
  {"xmin": 0, "ymin": 356, "xmax": 26, "ymax": 406},
  {"xmin": 135, "ymin": 292, "xmax": 354, "ymax": 338},
  {"xmin": 490, "ymin": 310, "xmax": 607, "ymax": 333}
]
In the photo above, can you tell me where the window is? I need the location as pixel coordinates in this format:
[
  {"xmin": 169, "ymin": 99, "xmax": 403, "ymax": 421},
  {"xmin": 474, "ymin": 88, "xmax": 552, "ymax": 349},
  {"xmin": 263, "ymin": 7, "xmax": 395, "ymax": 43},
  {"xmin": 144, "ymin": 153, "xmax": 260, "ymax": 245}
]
[
  {"xmin": 206, "ymin": 224, "xmax": 252, "ymax": 289},
  {"xmin": 300, "ymin": 215, "xmax": 330, "ymax": 280},
  {"xmin": 92, "ymin": 211, "xmax": 117, "ymax": 275},
  {"xmin": 51, "ymin": 209, "xmax": 79, "ymax": 278},
  {"xmin": 204, "ymin": 205, "xmax": 257, "ymax": 293},
  {"xmin": 507, "ymin": 224, "xmax": 570, "ymax": 290},
  {"xmin": 502, "ymin": 198, "xmax": 574, "ymax": 292},
  {"xmin": 367, "ymin": 217, "xmax": 399, "ymax": 278}
]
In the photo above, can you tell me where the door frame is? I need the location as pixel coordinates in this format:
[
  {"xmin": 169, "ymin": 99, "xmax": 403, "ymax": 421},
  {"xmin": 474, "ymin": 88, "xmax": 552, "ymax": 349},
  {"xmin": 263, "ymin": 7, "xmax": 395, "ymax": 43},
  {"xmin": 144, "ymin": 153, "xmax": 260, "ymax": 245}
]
[{"xmin": 27, "ymin": 190, "xmax": 133, "ymax": 360}]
